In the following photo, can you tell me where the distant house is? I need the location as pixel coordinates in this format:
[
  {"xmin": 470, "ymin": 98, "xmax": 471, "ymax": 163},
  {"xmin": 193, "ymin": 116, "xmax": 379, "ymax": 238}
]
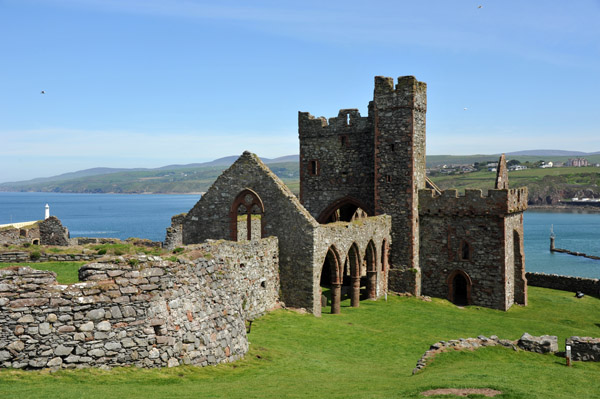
[
  {"xmin": 509, "ymin": 165, "xmax": 527, "ymax": 171},
  {"xmin": 567, "ymin": 158, "xmax": 589, "ymax": 167}
]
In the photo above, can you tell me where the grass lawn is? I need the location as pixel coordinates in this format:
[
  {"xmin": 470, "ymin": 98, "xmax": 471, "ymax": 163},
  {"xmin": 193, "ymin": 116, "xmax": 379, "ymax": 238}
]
[
  {"xmin": 0, "ymin": 262, "xmax": 85, "ymax": 284},
  {"xmin": 1, "ymin": 286, "xmax": 599, "ymax": 398}
]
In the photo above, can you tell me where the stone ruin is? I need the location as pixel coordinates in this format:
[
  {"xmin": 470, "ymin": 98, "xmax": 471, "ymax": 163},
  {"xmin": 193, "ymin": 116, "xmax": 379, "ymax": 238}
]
[
  {"xmin": 1, "ymin": 75, "xmax": 533, "ymax": 370},
  {"xmin": 0, "ymin": 239, "xmax": 279, "ymax": 369},
  {"xmin": 169, "ymin": 75, "xmax": 528, "ymax": 312}
]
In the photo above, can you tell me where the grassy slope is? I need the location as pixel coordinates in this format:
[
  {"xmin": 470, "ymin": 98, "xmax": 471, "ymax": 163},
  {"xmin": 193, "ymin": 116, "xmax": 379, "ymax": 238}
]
[
  {"xmin": 430, "ymin": 166, "xmax": 600, "ymax": 194},
  {"xmin": 1, "ymin": 286, "xmax": 599, "ymax": 398}
]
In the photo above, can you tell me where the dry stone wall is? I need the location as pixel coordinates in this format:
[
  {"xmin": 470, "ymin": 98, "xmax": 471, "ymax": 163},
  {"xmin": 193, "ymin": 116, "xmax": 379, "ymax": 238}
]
[
  {"xmin": 567, "ymin": 336, "xmax": 600, "ymax": 361},
  {"xmin": 526, "ymin": 272, "xmax": 600, "ymax": 297},
  {"xmin": 0, "ymin": 238, "xmax": 279, "ymax": 370}
]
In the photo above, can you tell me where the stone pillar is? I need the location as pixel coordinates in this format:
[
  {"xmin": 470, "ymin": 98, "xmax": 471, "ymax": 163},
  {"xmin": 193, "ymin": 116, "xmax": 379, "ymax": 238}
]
[
  {"xmin": 331, "ymin": 283, "xmax": 341, "ymax": 314},
  {"xmin": 367, "ymin": 271, "xmax": 377, "ymax": 299},
  {"xmin": 351, "ymin": 276, "xmax": 361, "ymax": 307}
]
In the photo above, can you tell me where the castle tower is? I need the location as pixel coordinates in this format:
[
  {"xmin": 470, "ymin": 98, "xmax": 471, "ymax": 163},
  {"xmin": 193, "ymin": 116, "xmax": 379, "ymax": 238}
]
[{"xmin": 372, "ymin": 76, "xmax": 427, "ymax": 295}]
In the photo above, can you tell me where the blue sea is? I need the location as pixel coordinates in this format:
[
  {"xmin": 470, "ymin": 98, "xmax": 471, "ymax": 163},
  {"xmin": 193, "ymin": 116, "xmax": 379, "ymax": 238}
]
[{"xmin": 1, "ymin": 192, "xmax": 600, "ymax": 279}]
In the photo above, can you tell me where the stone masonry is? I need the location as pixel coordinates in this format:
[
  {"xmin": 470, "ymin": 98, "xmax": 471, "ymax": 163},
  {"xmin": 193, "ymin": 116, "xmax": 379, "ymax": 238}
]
[
  {"xmin": 0, "ymin": 237, "xmax": 279, "ymax": 369},
  {"xmin": 166, "ymin": 151, "xmax": 392, "ymax": 316}
]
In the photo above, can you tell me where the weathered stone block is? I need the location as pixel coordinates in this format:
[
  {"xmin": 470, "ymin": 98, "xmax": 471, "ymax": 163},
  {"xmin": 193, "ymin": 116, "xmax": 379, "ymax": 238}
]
[{"xmin": 518, "ymin": 333, "xmax": 558, "ymax": 354}]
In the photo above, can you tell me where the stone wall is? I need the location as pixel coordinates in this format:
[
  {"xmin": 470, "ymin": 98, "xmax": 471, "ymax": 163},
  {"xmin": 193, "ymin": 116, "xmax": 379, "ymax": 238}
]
[
  {"xmin": 567, "ymin": 336, "xmax": 600, "ymax": 361},
  {"xmin": 0, "ymin": 251, "xmax": 103, "ymax": 263},
  {"xmin": 0, "ymin": 224, "xmax": 40, "ymax": 246},
  {"xmin": 39, "ymin": 216, "xmax": 70, "ymax": 246},
  {"xmin": 526, "ymin": 272, "xmax": 600, "ymax": 297},
  {"xmin": 164, "ymin": 214, "xmax": 186, "ymax": 250},
  {"xmin": 0, "ymin": 237, "xmax": 279, "ymax": 370}
]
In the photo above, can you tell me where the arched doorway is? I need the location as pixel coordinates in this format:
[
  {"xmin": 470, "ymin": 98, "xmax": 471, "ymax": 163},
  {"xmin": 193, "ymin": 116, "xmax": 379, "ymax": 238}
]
[
  {"xmin": 317, "ymin": 197, "xmax": 371, "ymax": 224},
  {"xmin": 364, "ymin": 240, "xmax": 377, "ymax": 300},
  {"xmin": 347, "ymin": 243, "xmax": 361, "ymax": 308},
  {"xmin": 320, "ymin": 246, "xmax": 342, "ymax": 314},
  {"xmin": 447, "ymin": 269, "xmax": 472, "ymax": 306},
  {"xmin": 230, "ymin": 189, "xmax": 264, "ymax": 241}
]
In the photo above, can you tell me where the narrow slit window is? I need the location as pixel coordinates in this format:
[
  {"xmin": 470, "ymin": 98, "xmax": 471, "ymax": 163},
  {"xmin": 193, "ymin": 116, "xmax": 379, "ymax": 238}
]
[
  {"xmin": 310, "ymin": 160, "xmax": 319, "ymax": 175},
  {"xmin": 340, "ymin": 135, "xmax": 348, "ymax": 147}
]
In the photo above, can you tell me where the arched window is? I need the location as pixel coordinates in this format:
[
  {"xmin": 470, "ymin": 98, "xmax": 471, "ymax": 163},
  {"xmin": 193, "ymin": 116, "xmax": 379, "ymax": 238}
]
[{"xmin": 230, "ymin": 189, "xmax": 264, "ymax": 241}]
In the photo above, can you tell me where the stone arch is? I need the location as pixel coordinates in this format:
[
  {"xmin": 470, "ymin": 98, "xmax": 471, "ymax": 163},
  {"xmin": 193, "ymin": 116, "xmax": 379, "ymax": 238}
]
[
  {"xmin": 447, "ymin": 269, "xmax": 472, "ymax": 306},
  {"xmin": 320, "ymin": 245, "xmax": 343, "ymax": 314},
  {"xmin": 229, "ymin": 189, "xmax": 265, "ymax": 241},
  {"xmin": 317, "ymin": 196, "xmax": 372, "ymax": 224},
  {"xmin": 364, "ymin": 240, "xmax": 377, "ymax": 300},
  {"xmin": 347, "ymin": 243, "xmax": 361, "ymax": 308}
]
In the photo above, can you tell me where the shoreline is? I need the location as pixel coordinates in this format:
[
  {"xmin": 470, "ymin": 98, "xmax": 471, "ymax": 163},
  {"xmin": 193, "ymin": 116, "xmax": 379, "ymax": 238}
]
[{"xmin": 527, "ymin": 204, "xmax": 600, "ymax": 213}]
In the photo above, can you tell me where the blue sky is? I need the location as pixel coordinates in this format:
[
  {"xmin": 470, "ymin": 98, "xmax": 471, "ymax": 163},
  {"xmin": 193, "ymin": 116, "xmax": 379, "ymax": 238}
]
[{"xmin": 1, "ymin": 0, "xmax": 599, "ymax": 182}]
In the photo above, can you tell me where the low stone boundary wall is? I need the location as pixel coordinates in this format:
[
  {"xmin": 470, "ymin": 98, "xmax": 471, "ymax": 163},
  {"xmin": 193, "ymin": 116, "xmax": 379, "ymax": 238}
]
[
  {"xmin": 567, "ymin": 336, "xmax": 600, "ymax": 361},
  {"xmin": 0, "ymin": 251, "xmax": 103, "ymax": 264},
  {"xmin": 0, "ymin": 237, "xmax": 280, "ymax": 370},
  {"xmin": 526, "ymin": 272, "xmax": 600, "ymax": 297}
]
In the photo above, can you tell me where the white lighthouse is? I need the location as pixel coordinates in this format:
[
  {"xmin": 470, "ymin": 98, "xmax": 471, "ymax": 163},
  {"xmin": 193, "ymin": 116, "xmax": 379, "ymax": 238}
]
[{"xmin": 45, "ymin": 204, "xmax": 50, "ymax": 220}]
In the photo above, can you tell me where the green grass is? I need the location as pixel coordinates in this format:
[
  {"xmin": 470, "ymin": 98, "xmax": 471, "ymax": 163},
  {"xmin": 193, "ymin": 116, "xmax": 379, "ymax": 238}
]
[
  {"xmin": 0, "ymin": 261, "xmax": 85, "ymax": 284},
  {"xmin": 1, "ymin": 286, "xmax": 599, "ymax": 398}
]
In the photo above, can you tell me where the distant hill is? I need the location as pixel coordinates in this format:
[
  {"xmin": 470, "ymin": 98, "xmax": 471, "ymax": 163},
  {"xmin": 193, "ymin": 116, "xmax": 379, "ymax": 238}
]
[{"xmin": 0, "ymin": 155, "xmax": 300, "ymax": 195}]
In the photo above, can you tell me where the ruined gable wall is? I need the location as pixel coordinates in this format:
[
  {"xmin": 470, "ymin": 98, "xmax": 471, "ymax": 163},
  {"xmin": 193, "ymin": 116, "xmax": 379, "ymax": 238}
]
[
  {"xmin": 299, "ymin": 109, "xmax": 375, "ymax": 220},
  {"xmin": 39, "ymin": 216, "xmax": 69, "ymax": 246},
  {"xmin": 372, "ymin": 76, "xmax": 427, "ymax": 295},
  {"xmin": 312, "ymin": 215, "xmax": 392, "ymax": 315},
  {"xmin": 179, "ymin": 152, "xmax": 318, "ymax": 311}
]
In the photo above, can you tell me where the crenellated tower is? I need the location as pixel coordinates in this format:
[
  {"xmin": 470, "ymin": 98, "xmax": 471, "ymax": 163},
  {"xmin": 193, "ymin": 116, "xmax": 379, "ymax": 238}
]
[{"xmin": 372, "ymin": 76, "xmax": 427, "ymax": 295}]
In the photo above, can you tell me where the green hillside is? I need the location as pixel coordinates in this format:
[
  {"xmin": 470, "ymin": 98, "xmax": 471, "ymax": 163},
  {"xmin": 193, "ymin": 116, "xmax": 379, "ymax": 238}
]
[
  {"xmin": 430, "ymin": 166, "xmax": 600, "ymax": 204},
  {"xmin": 0, "ymin": 162, "xmax": 300, "ymax": 195}
]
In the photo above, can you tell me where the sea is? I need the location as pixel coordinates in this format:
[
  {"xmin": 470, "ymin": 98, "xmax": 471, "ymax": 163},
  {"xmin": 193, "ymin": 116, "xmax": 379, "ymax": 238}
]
[{"xmin": 1, "ymin": 192, "xmax": 599, "ymax": 279}]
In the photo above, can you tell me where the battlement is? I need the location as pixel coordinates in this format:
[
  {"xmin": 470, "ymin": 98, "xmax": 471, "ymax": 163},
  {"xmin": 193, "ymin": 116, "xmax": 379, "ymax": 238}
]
[
  {"xmin": 373, "ymin": 76, "xmax": 427, "ymax": 112},
  {"xmin": 419, "ymin": 187, "xmax": 528, "ymax": 216},
  {"xmin": 298, "ymin": 109, "xmax": 372, "ymax": 138}
]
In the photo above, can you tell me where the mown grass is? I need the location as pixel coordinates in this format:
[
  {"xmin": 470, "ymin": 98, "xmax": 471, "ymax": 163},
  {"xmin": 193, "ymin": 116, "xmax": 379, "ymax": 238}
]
[
  {"xmin": 1, "ymin": 286, "xmax": 599, "ymax": 398},
  {"xmin": 0, "ymin": 262, "xmax": 85, "ymax": 284}
]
